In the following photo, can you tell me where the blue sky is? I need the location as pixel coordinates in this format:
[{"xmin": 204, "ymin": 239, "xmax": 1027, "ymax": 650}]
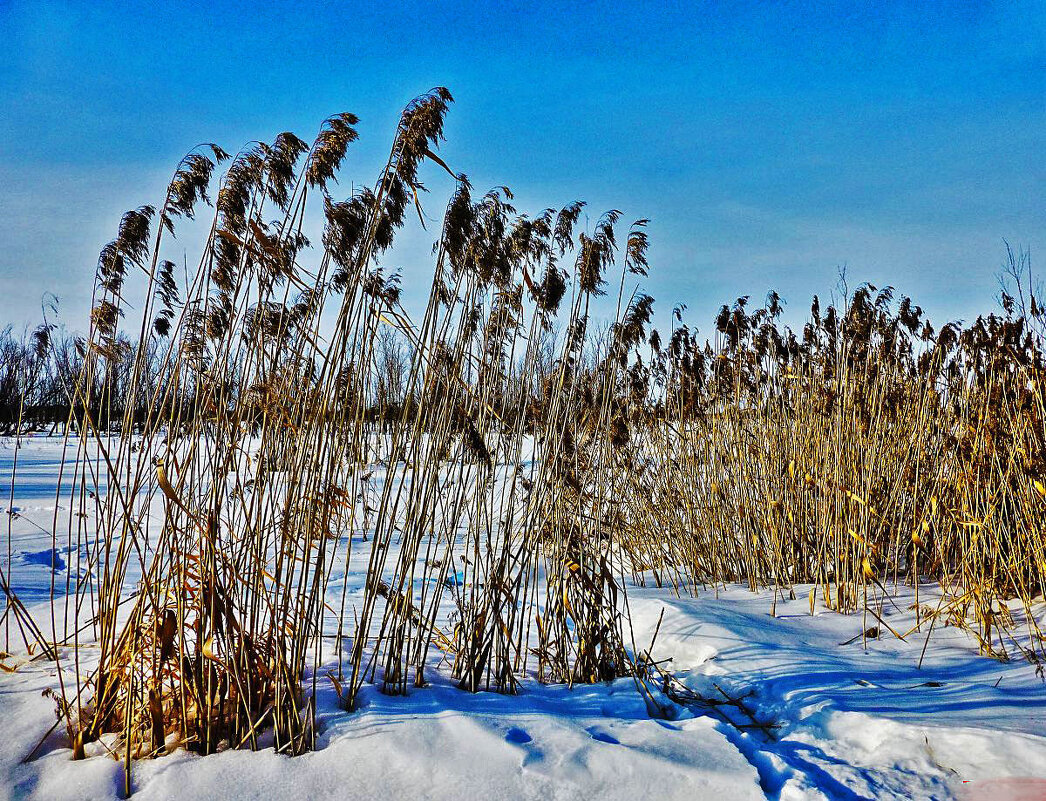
[{"xmin": 0, "ymin": 0, "xmax": 1042, "ymax": 333}]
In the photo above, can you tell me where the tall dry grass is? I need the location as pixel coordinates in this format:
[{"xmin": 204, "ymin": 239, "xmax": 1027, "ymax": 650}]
[
  {"xmin": 12, "ymin": 90, "xmax": 653, "ymax": 793},
  {"xmin": 1, "ymin": 89, "xmax": 1042, "ymax": 793},
  {"xmin": 617, "ymin": 270, "xmax": 1046, "ymax": 662}
]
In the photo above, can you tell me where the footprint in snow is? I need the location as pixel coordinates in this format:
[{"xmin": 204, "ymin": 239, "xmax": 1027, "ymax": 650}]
[
  {"xmin": 507, "ymin": 728, "xmax": 546, "ymax": 769},
  {"xmin": 587, "ymin": 728, "xmax": 620, "ymax": 745},
  {"xmin": 20, "ymin": 548, "xmax": 66, "ymax": 572},
  {"xmin": 505, "ymin": 727, "xmax": 532, "ymax": 744}
]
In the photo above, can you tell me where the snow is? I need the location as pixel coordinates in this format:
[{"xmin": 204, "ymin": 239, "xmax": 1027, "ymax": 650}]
[
  {"xmin": 628, "ymin": 586, "xmax": 1046, "ymax": 800},
  {"xmin": 1, "ymin": 434, "xmax": 1045, "ymax": 800}
]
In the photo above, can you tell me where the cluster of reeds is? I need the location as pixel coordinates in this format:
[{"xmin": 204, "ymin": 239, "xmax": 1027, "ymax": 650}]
[
  {"xmin": 11, "ymin": 90, "xmax": 660, "ymax": 791},
  {"xmin": 615, "ymin": 261, "xmax": 1046, "ymax": 661},
  {"xmin": 4, "ymin": 87, "xmax": 1044, "ymax": 792}
]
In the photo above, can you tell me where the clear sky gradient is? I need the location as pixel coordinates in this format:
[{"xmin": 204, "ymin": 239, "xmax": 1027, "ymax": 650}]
[{"xmin": 0, "ymin": 0, "xmax": 1042, "ymax": 334}]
